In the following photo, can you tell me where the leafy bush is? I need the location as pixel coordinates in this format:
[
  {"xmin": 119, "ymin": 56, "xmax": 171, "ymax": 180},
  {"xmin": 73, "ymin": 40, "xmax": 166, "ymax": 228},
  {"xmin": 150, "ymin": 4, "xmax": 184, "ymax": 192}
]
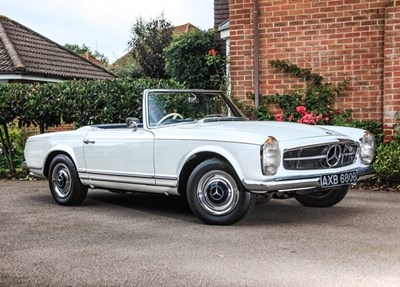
[
  {"xmin": 164, "ymin": 30, "xmax": 223, "ymax": 89},
  {"xmin": 16, "ymin": 83, "xmax": 63, "ymax": 133},
  {"xmin": 332, "ymin": 117, "xmax": 384, "ymax": 144},
  {"xmin": 0, "ymin": 124, "xmax": 27, "ymax": 173},
  {"xmin": 372, "ymin": 141, "xmax": 400, "ymax": 182},
  {"xmin": 70, "ymin": 77, "xmax": 181, "ymax": 127}
]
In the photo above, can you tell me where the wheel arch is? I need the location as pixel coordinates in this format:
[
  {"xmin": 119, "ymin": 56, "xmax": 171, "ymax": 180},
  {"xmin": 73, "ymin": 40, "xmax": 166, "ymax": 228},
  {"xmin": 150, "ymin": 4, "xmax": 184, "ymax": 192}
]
[
  {"xmin": 43, "ymin": 149, "xmax": 77, "ymax": 178},
  {"xmin": 177, "ymin": 150, "xmax": 244, "ymax": 196}
]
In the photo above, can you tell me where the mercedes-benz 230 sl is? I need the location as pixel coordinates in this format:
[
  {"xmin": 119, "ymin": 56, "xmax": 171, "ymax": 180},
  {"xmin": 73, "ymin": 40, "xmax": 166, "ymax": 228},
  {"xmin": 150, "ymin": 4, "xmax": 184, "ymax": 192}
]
[{"xmin": 23, "ymin": 89, "xmax": 376, "ymax": 224}]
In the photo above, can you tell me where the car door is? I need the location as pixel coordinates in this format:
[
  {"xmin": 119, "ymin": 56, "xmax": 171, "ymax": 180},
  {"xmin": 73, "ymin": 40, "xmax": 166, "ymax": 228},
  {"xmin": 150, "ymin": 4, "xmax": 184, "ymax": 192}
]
[{"xmin": 82, "ymin": 128, "xmax": 155, "ymax": 186}]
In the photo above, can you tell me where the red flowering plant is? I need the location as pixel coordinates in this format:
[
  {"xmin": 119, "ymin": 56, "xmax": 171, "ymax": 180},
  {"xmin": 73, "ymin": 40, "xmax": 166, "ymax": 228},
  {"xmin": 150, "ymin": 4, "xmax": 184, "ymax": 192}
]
[
  {"xmin": 274, "ymin": 105, "xmax": 332, "ymax": 125},
  {"xmin": 256, "ymin": 60, "xmax": 349, "ymax": 125},
  {"xmin": 205, "ymin": 49, "xmax": 228, "ymax": 90}
]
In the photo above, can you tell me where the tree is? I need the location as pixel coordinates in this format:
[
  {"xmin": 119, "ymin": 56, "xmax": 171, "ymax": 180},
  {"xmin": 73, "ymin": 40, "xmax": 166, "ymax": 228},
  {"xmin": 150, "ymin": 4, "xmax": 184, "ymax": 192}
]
[
  {"xmin": 64, "ymin": 43, "xmax": 109, "ymax": 66},
  {"xmin": 164, "ymin": 30, "xmax": 224, "ymax": 89},
  {"xmin": 0, "ymin": 84, "xmax": 19, "ymax": 173},
  {"xmin": 128, "ymin": 15, "xmax": 173, "ymax": 79}
]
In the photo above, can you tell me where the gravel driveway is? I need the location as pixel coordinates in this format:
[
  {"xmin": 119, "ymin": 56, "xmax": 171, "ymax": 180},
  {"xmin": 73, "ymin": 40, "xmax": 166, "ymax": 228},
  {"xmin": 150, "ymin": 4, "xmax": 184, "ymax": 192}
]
[{"xmin": 1, "ymin": 180, "xmax": 399, "ymax": 287}]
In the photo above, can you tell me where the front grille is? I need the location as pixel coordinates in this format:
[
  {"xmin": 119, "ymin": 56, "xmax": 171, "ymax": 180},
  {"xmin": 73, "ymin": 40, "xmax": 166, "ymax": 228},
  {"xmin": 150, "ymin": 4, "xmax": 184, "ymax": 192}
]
[{"xmin": 283, "ymin": 141, "xmax": 359, "ymax": 170}]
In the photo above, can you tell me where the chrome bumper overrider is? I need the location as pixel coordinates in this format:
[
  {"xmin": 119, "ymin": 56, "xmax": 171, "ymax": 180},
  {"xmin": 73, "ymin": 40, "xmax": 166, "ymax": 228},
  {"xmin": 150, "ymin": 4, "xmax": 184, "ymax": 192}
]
[
  {"xmin": 21, "ymin": 161, "xmax": 28, "ymax": 171},
  {"xmin": 243, "ymin": 167, "xmax": 376, "ymax": 193},
  {"xmin": 21, "ymin": 161, "xmax": 46, "ymax": 178}
]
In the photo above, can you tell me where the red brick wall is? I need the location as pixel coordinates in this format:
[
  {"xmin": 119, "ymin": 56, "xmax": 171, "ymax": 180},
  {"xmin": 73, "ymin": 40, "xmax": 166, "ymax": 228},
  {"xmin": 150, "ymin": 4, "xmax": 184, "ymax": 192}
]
[
  {"xmin": 26, "ymin": 123, "xmax": 76, "ymax": 135},
  {"xmin": 229, "ymin": 0, "xmax": 398, "ymax": 140},
  {"xmin": 384, "ymin": 0, "xmax": 400, "ymax": 139}
]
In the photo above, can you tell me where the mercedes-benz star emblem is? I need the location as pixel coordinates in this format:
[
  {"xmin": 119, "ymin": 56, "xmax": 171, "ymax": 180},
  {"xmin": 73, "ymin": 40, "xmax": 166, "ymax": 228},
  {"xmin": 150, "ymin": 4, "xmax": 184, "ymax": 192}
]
[
  {"xmin": 210, "ymin": 185, "xmax": 224, "ymax": 201},
  {"xmin": 326, "ymin": 144, "xmax": 342, "ymax": 167}
]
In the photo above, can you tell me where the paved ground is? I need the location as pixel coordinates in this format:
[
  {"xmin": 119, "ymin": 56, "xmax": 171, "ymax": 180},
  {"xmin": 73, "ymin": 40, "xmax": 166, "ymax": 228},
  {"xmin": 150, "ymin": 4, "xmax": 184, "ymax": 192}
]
[{"xmin": 1, "ymin": 180, "xmax": 399, "ymax": 287}]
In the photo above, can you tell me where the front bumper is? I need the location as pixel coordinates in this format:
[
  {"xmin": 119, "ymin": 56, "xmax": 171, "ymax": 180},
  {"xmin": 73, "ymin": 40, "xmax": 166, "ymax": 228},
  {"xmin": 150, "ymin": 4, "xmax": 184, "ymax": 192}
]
[{"xmin": 243, "ymin": 167, "xmax": 375, "ymax": 193}]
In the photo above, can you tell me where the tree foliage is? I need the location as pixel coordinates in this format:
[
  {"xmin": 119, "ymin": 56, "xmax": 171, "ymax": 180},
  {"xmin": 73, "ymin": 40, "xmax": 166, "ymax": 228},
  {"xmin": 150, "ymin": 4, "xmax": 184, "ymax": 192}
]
[
  {"xmin": 64, "ymin": 43, "xmax": 109, "ymax": 66},
  {"xmin": 164, "ymin": 30, "xmax": 224, "ymax": 89},
  {"xmin": 128, "ymin": 15, "xmax": 173, "ymax": 79}
]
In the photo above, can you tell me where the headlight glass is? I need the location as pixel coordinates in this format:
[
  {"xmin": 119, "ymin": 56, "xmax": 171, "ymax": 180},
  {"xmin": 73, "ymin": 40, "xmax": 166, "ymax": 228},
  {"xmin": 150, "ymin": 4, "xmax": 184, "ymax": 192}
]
[
  {"xmin": 261, "ymin": 136, "xmax": 281, "ymax": 175},
  {"xmin": 360, "ymin": 131, "xmax": 375, "ymax": 164}
]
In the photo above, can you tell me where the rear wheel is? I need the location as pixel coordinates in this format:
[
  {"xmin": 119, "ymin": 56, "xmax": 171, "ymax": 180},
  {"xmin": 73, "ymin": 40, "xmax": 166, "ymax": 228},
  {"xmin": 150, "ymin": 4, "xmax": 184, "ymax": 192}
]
[
  {"xmin": 186, "ymin": 158, "xmax": 255, "ymax": 225},
  {"xmin": 295, "ymin": 185, "xmax": 349, "ymax": 207},
  {"xmin": 48, "ymin": 154, "xmax": 88, "ymax": 205}
]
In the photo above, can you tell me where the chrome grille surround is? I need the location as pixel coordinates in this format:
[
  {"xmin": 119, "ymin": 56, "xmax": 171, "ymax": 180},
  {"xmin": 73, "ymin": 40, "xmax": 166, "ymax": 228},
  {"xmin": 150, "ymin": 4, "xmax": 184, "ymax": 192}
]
[{"xmin": 283, "ymin": 140, "xmax": 359, "ymax": 170}]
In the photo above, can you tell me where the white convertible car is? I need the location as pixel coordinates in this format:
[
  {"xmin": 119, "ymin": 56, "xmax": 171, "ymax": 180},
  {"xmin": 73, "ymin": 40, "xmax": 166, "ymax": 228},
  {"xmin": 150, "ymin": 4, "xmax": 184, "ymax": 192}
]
[{"xmin": 24, "ymin": 89, "xmax": 376, "ymax": 225}]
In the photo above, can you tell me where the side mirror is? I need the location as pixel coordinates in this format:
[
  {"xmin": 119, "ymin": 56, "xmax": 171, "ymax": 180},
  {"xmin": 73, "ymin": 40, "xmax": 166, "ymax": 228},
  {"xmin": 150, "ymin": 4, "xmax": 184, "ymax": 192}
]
[{"xmin": 126, "ymin": 117, "xmax": 140, "ymax": 131}]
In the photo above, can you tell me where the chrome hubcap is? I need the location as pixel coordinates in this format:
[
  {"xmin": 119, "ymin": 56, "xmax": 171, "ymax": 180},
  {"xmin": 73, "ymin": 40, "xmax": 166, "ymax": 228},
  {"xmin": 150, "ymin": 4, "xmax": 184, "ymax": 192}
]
[
  {"xmin": 197, "ymin": 171, "xmax": 239, "ymax": 216},
  {"xmin": 52, "ymin": 163, "xmax": 72, "ymax": 198}
]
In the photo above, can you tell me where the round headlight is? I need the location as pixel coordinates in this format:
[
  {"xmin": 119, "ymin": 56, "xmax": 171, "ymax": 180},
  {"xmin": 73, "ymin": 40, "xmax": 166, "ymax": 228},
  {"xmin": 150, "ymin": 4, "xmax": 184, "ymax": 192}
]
[
  {"xmin": 261, "ymin": 136, "xmax": 281, "ymax": 175},
  {"xmin": 360, "ymin": 131, "xmax": 375, "ymax": 165}
]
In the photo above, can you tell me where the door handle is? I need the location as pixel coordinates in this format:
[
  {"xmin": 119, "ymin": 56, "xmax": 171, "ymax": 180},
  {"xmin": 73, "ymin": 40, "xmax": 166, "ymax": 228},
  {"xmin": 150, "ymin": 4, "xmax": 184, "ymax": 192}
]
[{"xmin": 83, "ymin": 139, "xmax": 95, "ymax": 144}]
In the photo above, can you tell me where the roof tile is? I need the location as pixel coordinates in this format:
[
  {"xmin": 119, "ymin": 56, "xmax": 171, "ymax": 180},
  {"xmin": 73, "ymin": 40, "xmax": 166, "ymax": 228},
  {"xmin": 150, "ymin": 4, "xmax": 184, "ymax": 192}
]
[{"xmin": 0, "ymin": 15, "xmax": 115, "ymax": 80}]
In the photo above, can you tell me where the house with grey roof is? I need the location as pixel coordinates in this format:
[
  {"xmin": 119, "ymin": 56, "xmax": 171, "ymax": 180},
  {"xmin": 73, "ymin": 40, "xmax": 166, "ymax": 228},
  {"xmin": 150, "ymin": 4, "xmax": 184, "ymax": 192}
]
[{"xmin": 0, "ymin": 15, "xmax": 115, "ymax": 83}]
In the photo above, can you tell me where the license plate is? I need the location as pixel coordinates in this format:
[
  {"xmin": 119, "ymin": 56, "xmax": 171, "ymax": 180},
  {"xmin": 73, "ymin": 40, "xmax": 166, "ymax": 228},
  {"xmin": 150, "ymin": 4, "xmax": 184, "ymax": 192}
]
[{"xmin": 320, "ymin": 171, "xmax": 358, "ymax": 188}]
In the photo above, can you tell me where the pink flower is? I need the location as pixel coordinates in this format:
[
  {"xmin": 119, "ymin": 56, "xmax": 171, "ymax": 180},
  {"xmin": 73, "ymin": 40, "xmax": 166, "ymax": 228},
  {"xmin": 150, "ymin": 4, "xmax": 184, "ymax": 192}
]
[
  {"xmin": 208, "ymin": 49, "xmax": 217, "ymax": 57},
  {"xmin": 296, "ymin": 106, "xmax": 307, "ymax": 115},
  {"xmin": 335, "ymin": 109, "xmax": 341, "ymax": 114},
  {"xmin": 316, "ymin": 114, "xmax": 323, "ymax": 121},
  {"xmin": 275, "ymin": 114, "xmax": 284, "ymax": 122},
  {"xmin": 299, "ymin": 113, "xmax": 316, "ymax": 125},
  {"xmin": 325, "ymin": 116, "xmax": 330, "ymax": 123},
  {"xmin": 287, "ymin": 114, "xmax": 294, "ymax": 122}
]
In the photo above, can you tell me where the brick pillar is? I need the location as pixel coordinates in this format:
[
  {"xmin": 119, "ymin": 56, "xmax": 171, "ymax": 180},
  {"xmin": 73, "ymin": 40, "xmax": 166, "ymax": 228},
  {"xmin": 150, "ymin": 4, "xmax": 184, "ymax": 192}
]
[{"xmin": 383, "ymin": 0, "xmax": 400, "ymax": 141}]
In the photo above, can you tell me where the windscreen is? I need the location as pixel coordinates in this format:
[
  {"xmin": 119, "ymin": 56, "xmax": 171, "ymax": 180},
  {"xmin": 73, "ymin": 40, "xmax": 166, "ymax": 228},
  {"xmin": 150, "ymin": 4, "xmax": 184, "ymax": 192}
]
[{"xmin": 147, "ymin": 92, "xmax": 243, "ymax": 127}]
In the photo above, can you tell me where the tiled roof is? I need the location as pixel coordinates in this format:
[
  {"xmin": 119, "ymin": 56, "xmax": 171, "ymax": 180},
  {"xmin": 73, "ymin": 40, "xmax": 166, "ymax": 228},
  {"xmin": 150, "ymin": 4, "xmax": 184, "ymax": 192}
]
[
  {"xmin": 214, "ymin": 0, "xmax": 229, "ymax": 30},
  {"xmin": 173, "ymin": 23, "xmax": 200, "ymax": 36},
  {"xmin": 0, "ymin": 38, "xmax": 14, "ymax": 72},
  {"xmin": 0, "ymin": 15, "xmax": 115, "ymax": 80}
]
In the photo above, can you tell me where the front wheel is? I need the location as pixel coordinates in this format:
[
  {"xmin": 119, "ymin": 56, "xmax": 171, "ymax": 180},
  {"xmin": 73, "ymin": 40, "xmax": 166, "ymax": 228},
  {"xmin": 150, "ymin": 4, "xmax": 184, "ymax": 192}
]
[
  {"xmin": 186, "ymin": 158, "xmax": 255, "ymax": 225},
  {"xmin": 48, "ymin": 154, "xmax": 88, "ymax": 206},
  {"xmin": 295, "ymin": 185, "xmax": 349, "ymax": 207}
]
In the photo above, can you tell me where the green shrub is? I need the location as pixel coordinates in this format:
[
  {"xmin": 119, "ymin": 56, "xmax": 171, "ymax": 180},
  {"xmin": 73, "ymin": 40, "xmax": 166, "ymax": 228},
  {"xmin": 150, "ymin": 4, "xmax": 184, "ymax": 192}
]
[
  {"xmin": 331, "ymin": 115, "xmax": 384, "ymax": 144},
  {"xmin": 372, "ymin": 141, "xmax": 400, "ymax": 182},
  {"xmin": 0, "ymin": 125, "xmax": 27, "ymax": 172},
  {"xmin": 164, "ymin": 30, "xmax": 223, "ymax": 89}
]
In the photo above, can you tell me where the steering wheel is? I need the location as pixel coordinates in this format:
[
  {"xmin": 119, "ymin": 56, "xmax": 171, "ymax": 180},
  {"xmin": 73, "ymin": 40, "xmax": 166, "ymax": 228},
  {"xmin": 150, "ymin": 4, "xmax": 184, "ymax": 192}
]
[{"xmin": 156, "ymin": 112, "xmax": 183, "ymax": 126}]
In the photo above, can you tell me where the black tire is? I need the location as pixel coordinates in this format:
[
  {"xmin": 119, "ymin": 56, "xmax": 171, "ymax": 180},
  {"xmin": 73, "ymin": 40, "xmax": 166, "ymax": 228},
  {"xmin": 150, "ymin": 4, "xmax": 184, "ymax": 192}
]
[
  {"xmin": 295, "ymin": 185, "xmax": 349, "ymax": 207},
  {"xmin": 186, "ymin": 158, "xmax": 256, "ymax": 225},
  {"xmin": 48, "ymin": 154, "xmax": 88, "ymax": 206}
]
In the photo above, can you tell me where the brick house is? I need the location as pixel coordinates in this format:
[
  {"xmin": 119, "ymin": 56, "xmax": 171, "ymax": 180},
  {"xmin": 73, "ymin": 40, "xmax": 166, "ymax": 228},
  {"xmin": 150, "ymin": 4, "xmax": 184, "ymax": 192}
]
[
  {"xmin": 0, "ymin": 15, "xmax": 115, "ymax": 83},
  {"xmin": 215, "ymin": 0, "xmax": 399, "ymax": 141}
]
